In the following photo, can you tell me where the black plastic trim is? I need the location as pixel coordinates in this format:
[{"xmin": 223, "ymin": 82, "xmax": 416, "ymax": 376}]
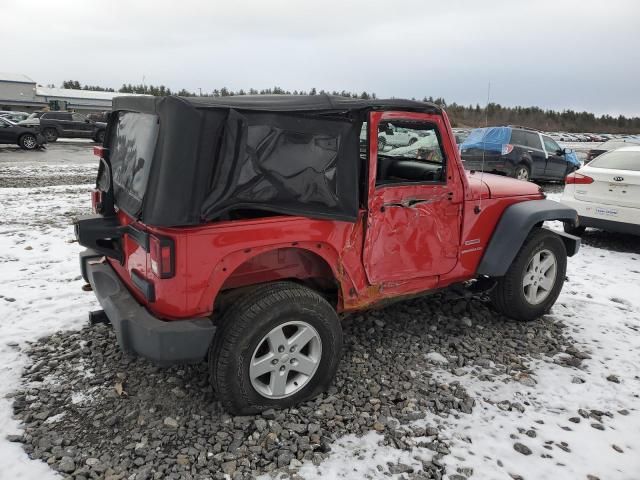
[
  {"xmin": 75, "ymin": 214, "xmax": 124, "ymax": 262},
  {"xmin": 131, "ymin": 269, "xmax": 155, "ymax": 302},
  {"xmin": 578, "ymin": 215, "xmax": 640, "ymax": 235},
  {"xmin": 127, "ymin": 225, "xmax": 149, "ymax": 251},
  {"xmin": 477, "ymin": 199, "xmax": 580, "ymax": 276}
]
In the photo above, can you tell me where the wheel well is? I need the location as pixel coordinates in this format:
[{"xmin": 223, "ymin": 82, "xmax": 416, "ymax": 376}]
[
  {"xmin": 518, "ymin": 159, "xmax": 531, "ymax": 169},
  {"xmin": 214, "ymin": 247, "xmax": 340, "ymax": 318}
]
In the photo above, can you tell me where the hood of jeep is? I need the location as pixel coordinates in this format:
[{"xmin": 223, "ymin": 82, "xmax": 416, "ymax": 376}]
[{"xmin": 465, "ymin": 171, "xmax": 542, "ymax": 199}]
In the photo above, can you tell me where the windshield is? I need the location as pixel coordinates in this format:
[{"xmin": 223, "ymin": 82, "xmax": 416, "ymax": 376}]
[
  {"xmin": 26, "ymin": 112, "xmax": 43, "ymax": 119},
  {"xmin": 589, "ymin": 149, "xmax": 640, "ymax": 171}
]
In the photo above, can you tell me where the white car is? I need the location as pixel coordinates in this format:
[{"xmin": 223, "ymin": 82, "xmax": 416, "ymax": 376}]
[
  {"xmin": 560, "ymin": 146, "xmax": 640, "ymax": 236},
  {"xmin": 378, "ymin": 123, "xmax": 419, "ymax": 150}
]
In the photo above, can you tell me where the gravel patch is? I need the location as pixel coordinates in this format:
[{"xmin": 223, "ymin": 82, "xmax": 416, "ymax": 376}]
[{"xmin": 9, "ymin": 292, "xmax": 577, "ymax": 479}]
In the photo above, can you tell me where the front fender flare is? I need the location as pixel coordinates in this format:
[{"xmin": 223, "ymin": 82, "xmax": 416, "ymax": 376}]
[{"xmin": 477, "ymin": 199, "xmax": 579, "ymax": 276}]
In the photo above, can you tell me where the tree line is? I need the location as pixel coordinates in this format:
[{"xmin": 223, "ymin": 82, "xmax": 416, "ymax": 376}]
[{"xmin": 60, "ymin": 80, "xmax": 640, "ymax": 133}]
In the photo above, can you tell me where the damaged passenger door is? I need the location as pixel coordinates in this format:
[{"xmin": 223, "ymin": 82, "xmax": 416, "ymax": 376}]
[{"xmin": 363, "ymin": 111, "xmax": 463, "ymax": 284}]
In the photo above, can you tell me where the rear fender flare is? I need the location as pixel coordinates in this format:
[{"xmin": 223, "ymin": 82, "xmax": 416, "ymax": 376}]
[
  {"xmin": 477, "ymin": 199, "xmax": 579, "ymax": 277},
  {"xmin": 198, "ymin": 242, "xmax": 355, "ymax": 314}
]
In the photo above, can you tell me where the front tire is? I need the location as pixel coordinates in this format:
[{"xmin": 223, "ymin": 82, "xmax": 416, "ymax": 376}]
[
  {"xmin": 490, "ymin": 228, "xmax": 567, "ymax": 321},
  {"xmin": 378, "ymin": 136, "xmax": 386, "ymax": 151},
  {"xmin": 19, "ymin": 133, "xmax": 38, "ymax": 150},
  {"xmin": 94, "ymin": 130, "xmax": 105, "ymax": 143},
  {"xmin": 209, "ymin": 282, "xmax": 343, "ymax": 414}
]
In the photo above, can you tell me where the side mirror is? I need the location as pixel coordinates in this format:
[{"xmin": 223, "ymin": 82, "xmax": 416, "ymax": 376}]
[
  {"xmin": 557, "ymin": 148, "xmax": 566, "ymax": 155},
  {"xmin": 385, "ymin": 127, "xmax": 394, "ymax": 135},
  {"xmin": 85, "ymin": 119, "xmax": 91, "ymax": 123}
]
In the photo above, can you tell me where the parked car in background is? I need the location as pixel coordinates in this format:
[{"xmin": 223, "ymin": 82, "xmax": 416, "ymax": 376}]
[
  {"xmin": 0, "ymin": 117, "xmax": 46, "ymax": 150},
  {"xmin": 20, "ymin": 111, "xmax": 107, "ymax": 143},
  {"xmin": 460, "ymin": 126, "xmax": 580, "ymax": 181},
  {"xmin": 378, "ymin": 123, "xmax": 420, "ymax": 150},
  {"xmin": 0, "ymin": 111, "xmax": 30, "ymax": 123},
  {"xmin": 585, "ymin": 138, "xmax": 640, "ymax": 163},
  {"xmin": 452, "ymin": 128, "xmax": 471, "ymax": 144},
  {"xmin": 87, "ymin": 111, "xmax": 109, "ymax": 123},
  {"xmin": 561, "ymin": 146, "xmax": 640, "ymax": 235}
]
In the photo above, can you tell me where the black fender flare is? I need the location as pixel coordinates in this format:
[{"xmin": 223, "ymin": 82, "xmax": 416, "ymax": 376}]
[{"xmin": 477, "ymin": 199, "xmax": 580, "ymax": 276}]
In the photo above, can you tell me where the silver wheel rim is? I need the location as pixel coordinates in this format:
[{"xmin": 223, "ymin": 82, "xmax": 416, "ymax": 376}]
[
  {"xmin": 45, "ymin": 130, "xmax": 55, "ymax": 141},
  {"xmin": 516, "ymin": 167, "xmax": 529, "ymax": 180},
  {"xmin": 23, "ymin": 136, "xmax": 36, "ymax": 148},
  {"xmin": 522, "ymin": 248, "xmax": 557, "ymax": 305},
  {"xmin": 249, "ymin": 321, "xmax": 322, "ymax": 399}
]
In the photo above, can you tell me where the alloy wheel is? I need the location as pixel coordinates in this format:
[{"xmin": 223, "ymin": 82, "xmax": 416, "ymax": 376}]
[
  {"xmin": 522, "ymin": 248, "xmax": 557, "ymax": 305},
  {"xmin": 23, "ymin": 136, "xmax": 36, "ymax": 149},
  {"xmin": 516, "ymin": 167, "xmax": 529, "ymax": 181},
  {"xmin": 249, "ymin": 321, "xmax": 322, "ymax": 399}
]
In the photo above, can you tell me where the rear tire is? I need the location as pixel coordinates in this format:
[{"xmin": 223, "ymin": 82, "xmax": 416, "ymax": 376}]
[
  {"xmin": 43, "ymin": 128, "xmax": 58, "ymax": 142},
  {"xmin": 490, "ymin": 228, "xmax": 567, "ymax": 321},
  {"xmin": 18, "ymin": 133, "xmax": 38, "ymax": 150},
  {"xmin": 512, "ymin": 163, "xmax": 531, "ymax": 181},
  {"xmin": 94, "ymin": 130, "xmax": 105, "ymax": 143},
  {"xmin": 209, "ymin": 281, "xmax": 343, "ymax": 414},
  {"xmin": 563, "ymin": 223, "xmax": 586, "ymax": 236}
]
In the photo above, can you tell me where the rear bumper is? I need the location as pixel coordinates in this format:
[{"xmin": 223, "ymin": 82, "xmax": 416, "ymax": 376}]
[
  {"xmin": 560, "ymin": 196, "xmax": 640, "ymax": 235},
  {"xmin": 80, "ymin": 249, "xmax": 216, "ymax": 365},
  {"xmin": 578, "ymin": 216, "xmax": 640, "ymax": 235}
]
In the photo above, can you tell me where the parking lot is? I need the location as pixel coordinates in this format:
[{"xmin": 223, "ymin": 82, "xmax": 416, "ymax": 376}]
[{"xmin": 1, "ymin": 142, "xmax": 640, "ymax": 480}]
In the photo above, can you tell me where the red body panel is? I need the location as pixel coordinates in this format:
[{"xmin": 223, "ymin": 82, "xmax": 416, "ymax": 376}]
[{"xmin": 108, "ymin": 109, "xmax": 544, "ymax": 320}]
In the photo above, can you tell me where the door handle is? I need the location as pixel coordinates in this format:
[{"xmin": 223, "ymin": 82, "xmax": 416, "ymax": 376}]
[{"xmin": 381, "ymin": 198, "xmax": 433, "ymax": 210}]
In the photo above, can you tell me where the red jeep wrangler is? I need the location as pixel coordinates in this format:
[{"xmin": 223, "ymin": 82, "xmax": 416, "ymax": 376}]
[{"xmin": 76, "ymin": 95, "xmax": 579, "ymax": 414}]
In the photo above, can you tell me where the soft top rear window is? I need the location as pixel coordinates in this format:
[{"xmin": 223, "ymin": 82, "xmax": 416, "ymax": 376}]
[
  {"xmin": 589, "ymin": 150, "xmax": 640, "ymax": 171},
  {"xmin": 110, "ymin": 111, "xmax": 159, "ymax": 217}
]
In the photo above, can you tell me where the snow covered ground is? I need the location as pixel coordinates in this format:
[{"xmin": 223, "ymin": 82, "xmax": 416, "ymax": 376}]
[
  {"xmin": 1, "ymin": 144, "xmax": 639, "ymax": 479},
  {"xmin": 0, "ymin": 183, "xmax": 98, "ymax": 479}
]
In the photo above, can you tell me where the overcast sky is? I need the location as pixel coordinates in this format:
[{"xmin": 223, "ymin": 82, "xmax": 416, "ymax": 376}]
[{"xmin": 2, "ymin": 0, "xmax": 639, "ymax": 116}]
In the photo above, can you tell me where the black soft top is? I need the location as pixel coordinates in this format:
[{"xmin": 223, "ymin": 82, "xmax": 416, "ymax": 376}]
[
  {"xmin": 107, "ymin": 95, "xmax": 442, "ymax": 227},
  {"xmin": 113, "ymin": 94, "xmax": 440, "ymax": 115}
]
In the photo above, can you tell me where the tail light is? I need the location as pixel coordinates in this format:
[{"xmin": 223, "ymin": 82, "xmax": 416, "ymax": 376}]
[
  {"xmin": 565, "ymin": 172, "xmax": 594, "ymax": 184},
  {"xmin": 91, "ymin": 189, "xmax": 103, "ymax": 213},
  {"xmin": 501, "ymin": 144, "xmax": 514, "ymax": 155},
  {"xmin": 149, "ymin": 234, "xmax": 175, "ymax": 279},
  {"xmin": 93, "ymin": 146, "xmax": 107, "ymax": 158}
]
